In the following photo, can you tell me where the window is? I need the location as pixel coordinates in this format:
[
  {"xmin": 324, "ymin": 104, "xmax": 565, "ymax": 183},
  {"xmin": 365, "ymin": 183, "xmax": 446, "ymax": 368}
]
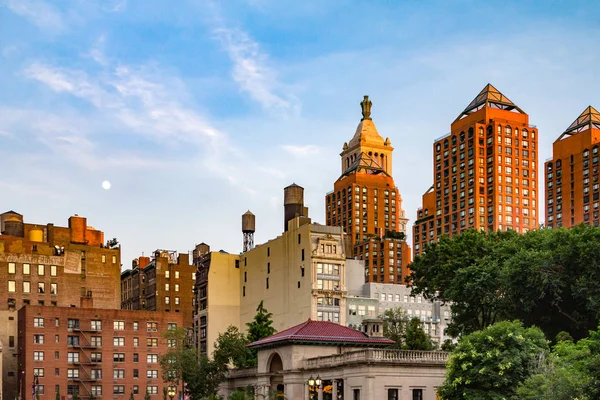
[
  {"xmin": 113, "ymin": 386, "xmax": 125, "ymax": 395},
  {"xmin": 35, "ymin": 386, "xmax": 44, "ymax": 395},
  {"xmin": 50, "ymin": 265, "xmax": 57, "ymax": 276},
  {"xmin": 114, "ymin": 321, "xmax": 125, "ymax": 330},
  {"xmin": 147, "ymin": 386, "xmax": 158, "ymax": 395},
  {"xmin": 38, "ymin": 264, "xmax": 45, "ymax": 276},
  {"xmin": 133, "ymin": 353, "xmax": 139, "ymax": 362},
  {"xmin": 165, "ymin": 283, "xmax": 170, "ymax": 291},
  {"xmin": 34, "ymin": 351, "xmax": 44, "ymax": 361},
  {"xmin": 133, "ymin": 321, "xmax": 139, "ymax": 331},
  {"xmin": 112, "ymin": 255, "xmax": 117, "ymax": 264},
  {"xmin": 168, "ymin": 339, "xmax": 177, "ymax": 348},
  {"xmin": 8, "ymin": 280, "xmax": 15, "ymax": 293},
  {"xmin": 91, "ymin": 353, "xmax": 102, "ymax": 363},
  {"xmin": 174, "ymin": 284, "xmax": 179, "ymax": 292},
  {"xmin": 23, "ymin": 281, "xmax": 31, "ymax": 293},
  {"xmin": 23, "ymin": 263, "xmax": 30, "ymax": 275},
  {"xmin": 8, "ymin": 262, "xmax": 15, "ymax": 274},
  {"xmin": 353, "ymin": 389, "xmax": 361, "ymax": 400},
  {"xmin": 67, "ymin": 336, "xmax": 80, "ymax": 346},
  {"xmin": 91, "ymin": 386, "xmax": 102, "ymax": 396},
  {"xmin": 67, "ymin": 352, "xmax": 79, "ymax": 363},
  {"xmin": 50, "ymin": 283, "xmax": 57, "ymax": 295},
  {"xmin": 133, "ymin": 369, "xmax": 139, "ymax": 378},
  {"xmin": 113, "ymin": 337, "xmax": 125, "ymax": 346},
  {"xmin": 113, "ymin": 353, "xmax": 125, "ymax": 362},
  {"xmin": 147, "ymin": 338, "xmax": 158, "ymax": 347},
  {"xmin": 91, "ymin": 336, "xmax": 102, "ymax": 347},
  {"xmin": 147, "ymin": 322, "xmax": 158, "ymax": 332},
  {"xmin": 168, "ymin": 323, "xmax": 177, "ymax": 330},
  {"xmin": 165, "ymin": 296, "xmax": 170, "ymax": 305},
  {"xmin": 101, "ymin": 254, "xmax": 106, "ymax": 264},
  {"xmin": 67, "ymin": 386, "xmax": 79, "ymax": 396},
  {"xmin": 91, "ymin": 320, "xmax": 102, "ymax": 330},
  {"xmin": 113, "ymin": 369, "xmax": 125, "ymax": 379},
  {"xmin": 165, "ymin": 270, "xmax": 170, "ymax": 279},
  {"xmin": 175, "ymin": 271, "xmax": 179, "ymax": 279},
  {"xmin": 33, "ymin": 368, "xmax": 44, "ymax": 377},
  {"xmin": 147, "ymin": 354, "xmax": 158, "ymax": 363},
  {"xmin": 34, "ymin": 317, "xmax": 44, "ymax": 328},
  {"xmin": 388, "ymin": 389, "xmax": 399, "ymax": 400},
  {"xmin": 67, "ymin": 369, "xmax": 79, "ymax": 378},
  {"xmin": 67, "ymin": 319, "xmax": 79, "ymax": 329},
  {"xmin": 175, "ymin": 297, "xmax": 180, "ymax": 305},
  {"xmin": 34, "ymin": 334, "xmax": 44, "ymax": 344},
  {"xmin": 38, "ymin": 282, "xmax": 45, "ymax": 294},
  {"xmin": 133, "ymin": 386, "xmax": 139, "ymax": 395},
  {"xmin": 147, "ymin": 370, "xmax": 159, "ymax": 379}
]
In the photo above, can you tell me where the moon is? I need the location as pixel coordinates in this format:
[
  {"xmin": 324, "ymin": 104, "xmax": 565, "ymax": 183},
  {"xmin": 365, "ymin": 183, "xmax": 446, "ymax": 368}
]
[{"xmin": 102, "ymin": 180, "xmax": 111, "ymax": 190}]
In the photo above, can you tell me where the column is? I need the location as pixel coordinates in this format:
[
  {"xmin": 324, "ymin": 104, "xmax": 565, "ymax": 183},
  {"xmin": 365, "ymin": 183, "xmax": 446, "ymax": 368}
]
[
  {"xmin": 318, "ymin": 382, "xmax": 323, "ymax": 400},
  {"xmin": 305, "ymin": 383, "xmax": 310, "ymax": 400},
  {"xmin": 333, "ymin": 380, "xmax": 338, "ymax": 399}
]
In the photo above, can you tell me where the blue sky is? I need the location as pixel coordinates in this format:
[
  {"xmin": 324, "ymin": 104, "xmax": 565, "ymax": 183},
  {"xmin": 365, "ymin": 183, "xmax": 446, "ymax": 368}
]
[{"xmin": 1, "ymin": 0, "xmax": 600, "ymax": 266}]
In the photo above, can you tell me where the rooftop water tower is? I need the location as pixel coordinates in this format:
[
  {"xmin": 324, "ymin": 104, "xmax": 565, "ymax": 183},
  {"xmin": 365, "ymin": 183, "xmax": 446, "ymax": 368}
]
[{"xmin": 242, "ymin": 210, "xmax": 255, "ymax": 252}]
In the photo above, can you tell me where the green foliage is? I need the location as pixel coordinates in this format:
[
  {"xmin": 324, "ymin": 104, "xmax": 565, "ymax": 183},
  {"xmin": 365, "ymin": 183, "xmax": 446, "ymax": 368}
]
[
  {"xmin": 404, "ymin": 317, "xmax": 433, "ymax": 350},
  {"xmin": 144, "ymin": 392, "xmax": 151, "ymax": 400},
  {"xmin": 384, "ymin": 230, "xmax": 406, "ymax": 241},
  {"xmin": 163, "ymin": 387, "xmax": 168, "ymax": 400},
  {"xmin": 130, "ymin": 391, "xmax": 135, "ymax": 400},
  {"xmin": 409, "ymin": 226, "xmax": 600, "ymax": 340},
  {"xmin": 439, "ymin": 320, "xmax": 548, "ymax": 400},
  {"xmin": 246, "ymin": 301, "xmax": 277, "ymax": 343},
  {"xmin": 187, "ymin": 356, "xmax": 226, "ymax": 400},
  {"xmin": 213, "ymin": 326, "xmax": 254, "ymax": 368},
  {"xmin": 517, "ymin": 325, "xmax": 600, "ymax": 400},
  {"xmin": 382, "ymin": 307, "xmax": 408, "ymax": 349},
  {"xmin": 55, "ymin": 388, "xmax": 60, "ymax": 400},
  {"xmin": 89, "ymin": 394, "xmax": 95, "ymax": 400},
  {"xmin": 72, "ymin": 391, "xmax": 79, "ymax": 400},
  {"xmin": 159, "ymin": 327, "xmax": 193, "ymax": 390},
  {"xmin": 106, "ymin": 237, "xmax": 119, "ymax": 248},
  {"xmin": 441, "ymin": 339, "xmax": 456, "ymax": 352}
]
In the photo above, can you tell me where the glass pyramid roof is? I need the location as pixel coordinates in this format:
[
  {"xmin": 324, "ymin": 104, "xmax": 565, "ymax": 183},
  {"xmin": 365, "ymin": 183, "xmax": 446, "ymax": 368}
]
[{"xmin": 455, "ymin": 84, "xmax": 524, "ymax": 121}]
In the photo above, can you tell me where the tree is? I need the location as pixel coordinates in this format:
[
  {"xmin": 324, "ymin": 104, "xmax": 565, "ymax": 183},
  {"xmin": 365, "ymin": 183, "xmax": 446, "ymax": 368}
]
[
  {"xmin": 159, "ymin": 327, "xmax": 196, "ymax": 400},
  {"xmin": 439, "ymin": 320, "xmax": 548, "ymax": 400},
  {"xmin": 440, "ymin": 339, "xmax": 456, "ymax": 352},
  {"xmin": 408, "ymin": 226, "xmax": 600, "ymax": 340},
  {"xmin": 72, "ymin": 390, "xmax": 79, "ymax": 400},
  {"xmin": 106, "ymin": 238, "xmax": 119, "ymax": 249},
  {"xmin": 130, "ymin": 391, "xmax": 135, "ymax": 400},
  {"xmin": 55, "ymin": 388, "xmax": 60, "ymax": 400},
  {"xmin": 144, "ymin": 392, "xmax": 151, "ymax": 400},
  {"xmin": 186, "ymin": 356, "xmax": 226, "ymax": 400},
  {"xmin": 404, "ymin": 317, "xmax": 433, "ymax": 350},
  {"xmin": 382, "ymin": 307, "xmax": 408, "ymax": 349},
  {"xmin": 213, "ymin": 326, "xmax": 254, "ymax": 368},
  {"xmin": 517, "ymin": 327, "xmax": 600, "ymax": 400},
  {"xmin": 246, "ymin": 301, "xmax": 277, "ymax": 343}
]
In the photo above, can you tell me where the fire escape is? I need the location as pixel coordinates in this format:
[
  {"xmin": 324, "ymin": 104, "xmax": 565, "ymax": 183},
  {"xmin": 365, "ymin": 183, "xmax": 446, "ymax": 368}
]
[{"xmin": 70, "ymin": 322, "xmax": 102, "ymax": 398}]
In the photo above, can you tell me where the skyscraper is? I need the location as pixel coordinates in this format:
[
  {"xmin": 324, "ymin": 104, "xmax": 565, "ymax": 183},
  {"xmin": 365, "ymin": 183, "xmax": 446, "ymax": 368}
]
[
  {"xmin": 326, "ymin": 96, "xmax": 411, "ymax": 284},
  {"xmin": 413, "ymin": 84, "xmax": 539, "ymax": 257},
  {"xmin": 545, "ymin": 106, "xmax": 600, "ymax": 228}
]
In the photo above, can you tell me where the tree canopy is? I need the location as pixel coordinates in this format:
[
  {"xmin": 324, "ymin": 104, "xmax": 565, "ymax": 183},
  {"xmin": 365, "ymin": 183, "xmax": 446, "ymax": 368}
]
[
  {"xmin": 246, "ymin": 300, "xmax": 277, "ymax": 343},
  {"xmin": 408, "ymin": 226, "xmax": 600, "ymax": 340},
  {"xmin": 439, "ymin": 320, "xmax": 548, "ymax": 400}
]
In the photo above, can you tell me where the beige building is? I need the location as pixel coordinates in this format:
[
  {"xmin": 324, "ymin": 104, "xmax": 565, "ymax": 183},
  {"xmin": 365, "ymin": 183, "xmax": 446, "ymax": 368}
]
[
  {"xmin": 193, "ymin": 184, "xmax": 349, "ymax": 357},
  {"xmin": 193, "ymin": 245, "xmax": 241, "ymax": 357},
  {"xmin": 220, "ymin": 319, "xmax": 447, "ymax": 400}
]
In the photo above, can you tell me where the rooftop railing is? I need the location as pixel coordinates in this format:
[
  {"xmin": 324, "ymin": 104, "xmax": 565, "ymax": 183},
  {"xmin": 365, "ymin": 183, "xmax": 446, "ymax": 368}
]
[{"xmin": 304, "ymin": 349, "xmax": 448, "ymax": 369}]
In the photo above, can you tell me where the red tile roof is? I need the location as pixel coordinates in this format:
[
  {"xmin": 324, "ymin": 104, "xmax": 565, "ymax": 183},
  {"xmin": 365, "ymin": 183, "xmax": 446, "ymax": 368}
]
[{"xmin": 248, "ymin": 319, "xmax": 395, "ymax": 348}]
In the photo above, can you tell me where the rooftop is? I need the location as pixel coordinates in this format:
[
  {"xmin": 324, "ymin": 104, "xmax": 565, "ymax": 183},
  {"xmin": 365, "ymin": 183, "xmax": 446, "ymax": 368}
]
[
  {"xmin": 455, "ymin": 83, "xmax": 525, "ymax": 122},
  {"xmin": 557, "ymin": 105, "xmax": 600, "ymax": 140},
  {"xmin": 249, "ymin": 319, "xmax": 395, "ymax": 348}
]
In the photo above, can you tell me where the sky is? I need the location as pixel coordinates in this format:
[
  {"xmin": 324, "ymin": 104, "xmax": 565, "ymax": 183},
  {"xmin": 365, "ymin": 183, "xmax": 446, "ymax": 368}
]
[{"xmin": 1, "ymin": 0, "xmax": 600, "ymax": 267}]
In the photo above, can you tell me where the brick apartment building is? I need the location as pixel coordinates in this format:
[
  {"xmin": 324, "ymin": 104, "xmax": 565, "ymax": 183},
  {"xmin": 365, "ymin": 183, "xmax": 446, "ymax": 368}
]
[
  {"xmin": 121, "ymin": 251, "xmax": 196, "ymax": 329},
  {"xmin": 18, "ymin": 306, "xmax": 183, "ymax": 400},
  {"xmin": 413, "ymin": 84, "xmax": 539, "ymax": 256},
  {"xmin": 545, "ymin": 106, "xmax": 600, "ymax": 228},
  {"xmin": 0, "ymin": 211, "xmax": 121, "ymax": 400}
]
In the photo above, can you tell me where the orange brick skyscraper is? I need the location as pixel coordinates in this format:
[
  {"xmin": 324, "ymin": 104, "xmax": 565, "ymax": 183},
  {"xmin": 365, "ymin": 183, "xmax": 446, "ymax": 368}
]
[
  {"xmin": 545, "ymin": 106, "xmax": 600, "ymax": 228},
  {"xmin": 413, "ymin": 84, "xmax": 539, "ymax": 256},
  {"xmin": 326, "ymin": 96, "xmax": 411, "ymax": 284}
]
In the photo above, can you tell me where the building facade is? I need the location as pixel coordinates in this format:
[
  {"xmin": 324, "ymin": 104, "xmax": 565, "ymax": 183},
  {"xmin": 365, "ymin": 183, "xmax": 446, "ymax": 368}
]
[
  {"xmin": 121, "ymin": 251, "xmax": 196, "ymax": 329},
  {"xmin": 220, "ymin": 319, "xmax": 447, "ymax": 400},
  {"xmin": 326, "ymin": 96, "xmax": 411, "ymax": 284},
  {"xmin": 413, "ymin": 84, "xmax": 539, "ymax": 256},
  {"xmin": 18, "ymin": 306, "xmax": 183, "ymax": 400},
  {"xmin": 545, "ymin": 106, "xmax": 600, "ymax": 228},
  {"xmin": 193, "ymin": 245, "xmax": 241, "ymax": 357},
  {"xmin": 192, "ymin": 184, "xmax": 350, "ymax": 357},
  {"xmin": 346, "ymin": 262, "xmax": 451, "ymax": 346},
  {"xmin": 0, "ymin": 212, "xmax": 121, "ymax": 400}
]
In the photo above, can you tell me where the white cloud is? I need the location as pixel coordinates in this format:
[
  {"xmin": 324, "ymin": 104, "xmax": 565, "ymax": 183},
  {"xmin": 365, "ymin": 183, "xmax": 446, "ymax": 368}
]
[
  {"xmin": 5, "ymin": 0, "xmax": 65, "ymax": 32},
  {"xmin": 212, "ymin": 25, "xmax": 299, "ymax": 114},
  {"xmin": 281, "ymin": 144, "xmax": 320, "ymax": 157}
]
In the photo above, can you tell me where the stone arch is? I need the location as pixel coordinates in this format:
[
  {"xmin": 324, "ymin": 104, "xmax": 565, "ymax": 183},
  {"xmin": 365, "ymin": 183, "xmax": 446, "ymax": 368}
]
[{"xmin": 267, "ymin": 352, "xmax": 284, "ymax": 394}]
